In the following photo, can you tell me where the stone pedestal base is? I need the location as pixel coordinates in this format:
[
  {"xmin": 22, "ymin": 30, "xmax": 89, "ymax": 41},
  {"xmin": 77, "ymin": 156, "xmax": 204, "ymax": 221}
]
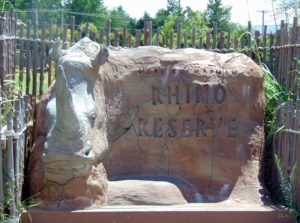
[{"xmin": 22, "ymin": 202, "xmax": 292, "ymax": 223}]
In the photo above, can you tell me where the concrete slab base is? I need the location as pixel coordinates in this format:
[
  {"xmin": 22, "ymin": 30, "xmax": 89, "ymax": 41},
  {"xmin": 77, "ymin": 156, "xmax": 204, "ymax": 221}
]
[{"xmin": 21, "ymin": 203, "xmax": 293, "ymax": 223}]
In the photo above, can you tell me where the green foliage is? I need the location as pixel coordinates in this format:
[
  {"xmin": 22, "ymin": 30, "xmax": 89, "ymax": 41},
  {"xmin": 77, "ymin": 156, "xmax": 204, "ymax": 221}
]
[
  {"xmin": 66, "ymin": 0, "xmax": 107, "ymax": 27},
  {"xmin": 263, "ymin": 64, "xmax": 291, "ymax": 142},
  {"xmin": 274, "ymin": 154, "xmax": 297, "ymax": 209},
  {"xmin": 109, "ymin": 6, "xmax": 135, "ymax": 30},
  {"xmin": 204, "ymin": 0, "xmax": 232, "ymax": 31}
]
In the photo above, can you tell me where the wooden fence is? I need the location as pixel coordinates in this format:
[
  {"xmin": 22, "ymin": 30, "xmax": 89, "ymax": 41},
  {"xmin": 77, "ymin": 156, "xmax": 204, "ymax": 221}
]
[
  {"xmin": 0, "ymin": 10, "xmax": 300, "ymax": 218},
  {"xmin": 273, "ymin": 99, "xmax": 300, "ymax": 210},
  {"xmin": 0, "ymin": 96, "xmax": 31, "ymax": 222}
]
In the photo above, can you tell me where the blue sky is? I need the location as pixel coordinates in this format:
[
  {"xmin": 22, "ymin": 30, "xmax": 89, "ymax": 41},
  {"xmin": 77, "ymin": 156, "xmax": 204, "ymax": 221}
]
[{"xmin": 103, "ymin": 0, "xmax": 279, "ymax": 26}]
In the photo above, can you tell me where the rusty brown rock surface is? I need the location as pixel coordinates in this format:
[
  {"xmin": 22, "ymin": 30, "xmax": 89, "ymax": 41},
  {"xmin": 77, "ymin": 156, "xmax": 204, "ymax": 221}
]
[{"xmin": 101, "ymin": 47, "xmax": 265, "ymax": 203}]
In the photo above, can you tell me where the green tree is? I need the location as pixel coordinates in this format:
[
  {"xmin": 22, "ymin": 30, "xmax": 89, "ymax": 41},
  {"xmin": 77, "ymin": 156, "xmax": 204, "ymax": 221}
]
[
  {"xmin": 109, "ymin": 6, "xmax": 135, "ymax": 30},
  {"xmin": 204, "ymin": 0, "xmax": 232, "ymax": 31},
  {"xmin": 66, "ymin": 0, "xmax": 107, "ymax": 27}
]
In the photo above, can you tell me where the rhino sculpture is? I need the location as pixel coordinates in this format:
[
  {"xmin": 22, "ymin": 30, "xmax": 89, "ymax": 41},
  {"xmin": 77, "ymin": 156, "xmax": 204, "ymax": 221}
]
[{"xmin": 29, "ymin": 37, "xmax": 267, "ymax": 209}]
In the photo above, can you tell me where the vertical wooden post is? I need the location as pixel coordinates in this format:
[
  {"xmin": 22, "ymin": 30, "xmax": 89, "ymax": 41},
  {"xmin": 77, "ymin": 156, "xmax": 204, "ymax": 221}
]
[
  {"xmin": 234, "ymin": 36, "xmax": 238, "ymax": 49},
  {"xmin": 0, "ymin": 95, "xmax": 3, "ymax": 213},
  {"xmin": 144, "ymin": 21, "xmax": 147, "ymax": 46},
  {"xmin": 77, "ymin": 25, "xmax": 82, "ymax": 40},
  {"xmin": 70, "ymin": 16, "xmax": 75, "ymax": 45},
  {"xmin": 19, "ymin": 23, "xmax": 24, "ymax": 89},
  {"xmin": 7, "ymin": 110, "xmax": 16, "ymax": 217},
  {"xmin": 263, "ymin": 25, "xmax": 267, "ymax": 63},
  {"xmin": 106, "ymin": 19, "xmax": 111, "ymax": 46},
  {"xmin": 62, "ymin": 24, "xmax": 67, "ymax": 49},
  {"xmin": 162, "ymin": 35, "xmax": 166, "ymax": 47},
  {"xmin": 199, "ymin": 36, "xmax": 203, "ymax": 49},
  {"xmin": 213, "ymin": 23, "xmax": 217, "ymax": 49},
  {"xmin": 40, "ymin": 21, "xmax": 46, "ymax": 97},
  {"xmin": 192, "ymin": 28, "xmax": 196, "ymax": 48},
  {"xmin": 176, "ymin": 22, "xmax": 181, "ymax": 48},
  {"xmin": 170, "ymin": 30, "xmax": 174, "ymax": 49},
  {"xmin": 32, "ymin": 12, "xmax": 38, "ymax": 100},
  {"xmin": 85, "ymin": 22, "xmax": 90, "ymax": 37},
  {"xmin": 220, "ymin": 32, "xmax": 224, "ymax": 49},
  {"xmin": 136, "ymin": 29, "xmax": 140, "ymax": 47},
  {"xmin": 148, "ymin": 21, "xmax": 152, "ymax": 45},
  {"xmin": 48, "ymin": 19, "xmax": 53, "ymax": 86},
  {"xmin": 184, "ymin": 32, "xmax": 188, "ymax": 48},
  {"xmin": 0, "ymin": 15, "xmax": 5, "ymax": 91},
  {"xmin": 114, "ymin": 30, "xmax": 119, "ymax": 47},
  {"xmin": 247, "ymin": 21, "xmax": 252, "ymax": 57},
  {"xmin": 25, "ymin": 19, "xmax": 31, "ymax": 96},
  {"xmin": 122, "ymin": 26, "xmax": 127, "ymax": 47},
  {"xmin": 254, "ymin": 30, "xmax": 260, "ymax": 63},
  {"xmin": 14, "ymin": 100, "xmax": 21, "ymax": 206},
  {"xmin": 99, "ymin": 28, "xmax": 104, "ymax": 44},
  {"xmin": 269, "ymin": 33, "xmax": 274, "ymax": 73},
  {"xmin": 206, "ymin": 32, "xmax": 210, "ymax": 50}
]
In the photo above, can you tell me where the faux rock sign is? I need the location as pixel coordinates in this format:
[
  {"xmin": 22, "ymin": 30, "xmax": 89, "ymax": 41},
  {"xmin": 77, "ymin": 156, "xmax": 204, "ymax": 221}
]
[{"xmin": 29, "ymin": 37, "xmax": 266, "ymax": 209}]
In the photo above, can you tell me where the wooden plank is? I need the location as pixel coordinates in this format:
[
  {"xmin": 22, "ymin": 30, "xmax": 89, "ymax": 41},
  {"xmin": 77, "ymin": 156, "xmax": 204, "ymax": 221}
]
[
  {"xmin": 296, "ymin": 99, "xmax": 300, "ymax": 209},
  {"xmin": 206, "ymin": 32, "xmax": 210, "ymax": 50},
  {"xmin": 0, "ymin": 99, "xmax": 3, "ymax": 213},
  {"xmin": 12, "ymin": 12, "xmax": 17, "ymax": 81},
  {"xmin": 184, "ymin": 32, "xmax": 188, "ymax": 48},
  {"xmin": 114, "ymin": 30, "xmax": 119, "ymax": 47},
  {"xmin": 144, "ymin": 21, "xmax": 148, "ymax": 46},
  {"xmin": 220, "ymin": 32, "xmax": 224, "ymax": 49},
  {"xmin": 14, "ymin": 100, "xmax": 21, "ymax": 206},
  {"xmin": 122, "ymin": 26, "xmax": 127, "ymax": 47},
  {"xmin": 213, "ymin": 24, "xmax": 217, "ymax": 49},
  {"xmin": 162, "ymin": 35, "xmax": 166, "ymax": 47},
  {"xmin": 247, "ymin": 21, "xmax": 252, "ymax": 57},
  {"xmin": 78, "ymin": 25, "xmax": 82, "ymax": 40},
  {"xmin": 106, "ymin": 19, "xmax": 111, "ymax": 46},
  {"xmin": 135, "ymin": 29, "xmax": 140, "ymax": 47},
  {"xmin": 199, "ymin": 36, "xmax": 203, "ymax": 49},
  {"xmin": 19, "ymin": 23, "xmax": 24, "ymax": 89},
  {"xmin": 269, "ymin": 33, "xmax": 274, "ymax": 74},
  {"xmin": 254, "ymin": 30, "xmax": 260, "ymax": 63},
  {"xmin": 32, "ymin": 12, "xmax": 38, "ymax": 100},
  {"xmin": 156, "ymin": 27, "xmax": 160, "ymax": 46},
  {"xmin": 234, "ymin": 36, "xmax": 238, "ymax": 49},
  {"xmin": 7, "ymin": 110, "xmax": 16, "ymax": 217},
  {"xmin": 192, "ymin": 28, "xmax": 196, "ymax": 48},
  {"xmin": 170, "ymin": 31, "xmax": 174, "ymax": 49},
  {"xmin": 25, "ymin": 19, "xmax": 31, "ymax": 96},
  {"xmin": 39, "ymin": 21, "xmax": 46, "ymax": 97},
  {"xmin": 262, "ymin": 25, "xmax": 267, "ymax": 63},
  {"xmin": 148, "ymin": 21, "xmax": 152, "ymax": 46},
  {"xmin": 85, "ymin": 22, "xmax": 90, "ymax": 37},
  {"xmin": 0, "ymin": 15, "xmax": 5, "ymax": 91},
  {"xmin": 176, "ymin": 22, "xmax": 181, "ymax": 48},
  {"xmin": 48, "ymin": 19, "xmax": 53, "ymax": 86},
  {"xmin": 62, "ymin": 24, "xmax": 67, "ymax": 49},
  {"xmin": 99, "ymin": 28, "xmax": 104, "ymax": 44},
  {"xmin": 70, "ymin": 16, "xmax": 75, "ymax": 45}
]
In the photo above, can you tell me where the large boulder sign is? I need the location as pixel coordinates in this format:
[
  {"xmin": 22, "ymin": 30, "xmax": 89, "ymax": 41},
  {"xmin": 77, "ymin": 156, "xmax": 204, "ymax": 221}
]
[{"xmin": 29, "ymin": 37, "xmax": 266, "ymax": 209}]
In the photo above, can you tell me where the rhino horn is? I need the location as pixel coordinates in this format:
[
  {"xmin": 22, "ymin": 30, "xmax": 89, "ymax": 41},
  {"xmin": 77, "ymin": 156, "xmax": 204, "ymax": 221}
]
[
  {"xmin": 55, "ymin": 65, "xmax": 80, "ymax": 131},
  {"xmin": 91, "ymin": 45, "xmax": 109, "ymax": 70}
]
